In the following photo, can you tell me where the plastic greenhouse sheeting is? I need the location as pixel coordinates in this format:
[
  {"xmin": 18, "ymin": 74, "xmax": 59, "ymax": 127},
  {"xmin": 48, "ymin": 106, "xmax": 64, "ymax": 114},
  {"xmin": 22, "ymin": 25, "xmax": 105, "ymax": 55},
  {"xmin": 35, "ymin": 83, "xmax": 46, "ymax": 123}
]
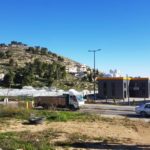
[{"xmin": 0, "ymin": 86, "xmax": 64, "ymax": 97}]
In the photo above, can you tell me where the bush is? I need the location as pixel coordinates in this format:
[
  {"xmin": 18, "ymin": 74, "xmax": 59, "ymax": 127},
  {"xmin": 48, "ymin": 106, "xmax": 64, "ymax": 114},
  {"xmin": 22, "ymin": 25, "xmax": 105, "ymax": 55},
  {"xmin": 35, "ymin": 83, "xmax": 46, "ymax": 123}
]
[
  {"xmin": 0, "ymin": 106, "xmax": 31, "ymax": 119},
  {"xmin": 5, "ymin": 50, "xmax": 13, "ymax": 58},
  {"xmin": 0, "ymin": 51, "xmax": 6, "ymax": 58}
]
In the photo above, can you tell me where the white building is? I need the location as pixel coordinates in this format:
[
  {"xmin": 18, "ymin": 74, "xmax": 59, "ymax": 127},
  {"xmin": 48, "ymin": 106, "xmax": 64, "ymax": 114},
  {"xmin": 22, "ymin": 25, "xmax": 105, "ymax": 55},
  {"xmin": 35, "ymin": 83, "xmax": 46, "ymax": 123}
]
[
  {"xmin": 79, "ymin": 64, "xmax": 87, "ymax": 72},
  {"xmin": 66, "ymin": 66, "xmax": 78, "ymax": 74},
  {"xmin": 0, "ymin": 73, "xmax": 5, "ymax": 80}
]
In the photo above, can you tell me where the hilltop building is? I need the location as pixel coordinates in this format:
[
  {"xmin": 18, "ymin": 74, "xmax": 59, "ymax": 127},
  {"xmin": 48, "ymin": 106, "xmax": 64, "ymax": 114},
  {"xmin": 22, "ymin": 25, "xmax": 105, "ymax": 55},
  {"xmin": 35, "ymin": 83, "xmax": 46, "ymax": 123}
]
[{"xmin": 66, "ymin": 64, "xmax": 89, "ymax": 74}]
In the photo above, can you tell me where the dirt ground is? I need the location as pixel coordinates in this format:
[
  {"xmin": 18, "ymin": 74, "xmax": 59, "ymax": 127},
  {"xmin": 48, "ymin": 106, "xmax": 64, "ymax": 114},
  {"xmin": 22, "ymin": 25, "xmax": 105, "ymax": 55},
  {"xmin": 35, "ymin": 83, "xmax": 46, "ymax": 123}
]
[{"xmin": 0, "ymin": 117, "xmax": 150, "ymax": 149}]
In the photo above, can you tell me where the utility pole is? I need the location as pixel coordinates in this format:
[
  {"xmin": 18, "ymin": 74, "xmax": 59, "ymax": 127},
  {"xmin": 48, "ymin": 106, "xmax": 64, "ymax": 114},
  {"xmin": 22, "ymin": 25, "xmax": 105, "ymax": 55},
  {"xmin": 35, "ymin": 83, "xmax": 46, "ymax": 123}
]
[
  {"xmin": 88, "ymin": 49, "xmax": 101, "ymax": 100},
  {"xmin": 126, "ymin": 74, "xmax": 130, "ymax": 105}
]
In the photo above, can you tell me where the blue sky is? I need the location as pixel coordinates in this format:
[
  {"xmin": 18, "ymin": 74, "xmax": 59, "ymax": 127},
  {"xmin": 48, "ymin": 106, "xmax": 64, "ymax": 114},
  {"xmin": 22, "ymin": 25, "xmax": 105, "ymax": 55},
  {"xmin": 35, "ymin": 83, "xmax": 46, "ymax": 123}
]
[{"xmin": 0, "ymin": 0, "xmax": 150, "ymax": 77}]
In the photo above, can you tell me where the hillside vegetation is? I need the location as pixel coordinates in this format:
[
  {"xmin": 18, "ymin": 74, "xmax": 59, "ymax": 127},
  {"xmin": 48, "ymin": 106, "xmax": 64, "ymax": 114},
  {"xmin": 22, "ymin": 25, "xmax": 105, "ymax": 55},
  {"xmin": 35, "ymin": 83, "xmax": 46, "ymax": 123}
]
[{"xmin": 0, "ymin": 41, "xmax": 100, "ymax": 90}]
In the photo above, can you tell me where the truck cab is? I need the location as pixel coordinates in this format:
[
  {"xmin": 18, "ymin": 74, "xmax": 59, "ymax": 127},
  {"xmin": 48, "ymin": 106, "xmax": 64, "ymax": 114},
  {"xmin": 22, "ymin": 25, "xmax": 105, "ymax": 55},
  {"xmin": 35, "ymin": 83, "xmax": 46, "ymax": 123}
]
[{"xmin": 64, "ymin": 89, "xmax": 85, "ymax": 110}]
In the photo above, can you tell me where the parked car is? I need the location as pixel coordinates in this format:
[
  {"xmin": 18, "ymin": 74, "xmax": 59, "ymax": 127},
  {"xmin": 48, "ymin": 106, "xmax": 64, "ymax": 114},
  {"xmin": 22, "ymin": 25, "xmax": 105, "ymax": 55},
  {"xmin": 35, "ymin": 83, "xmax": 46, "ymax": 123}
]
[{"xmin": 135, "ymin": 102, "xmax": 150, "ymax": 117}]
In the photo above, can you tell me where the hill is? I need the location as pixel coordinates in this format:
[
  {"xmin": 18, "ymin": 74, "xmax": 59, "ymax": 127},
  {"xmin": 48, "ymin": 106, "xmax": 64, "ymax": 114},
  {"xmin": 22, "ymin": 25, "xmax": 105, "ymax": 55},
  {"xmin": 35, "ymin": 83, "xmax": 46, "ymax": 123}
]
[
  {"xmin": 0, "ymin": 41, "xmax": 86, "ymax": 72},
  {"xmin": 0, "ymin": 41, "xmax": 100, "ymax": 90}
]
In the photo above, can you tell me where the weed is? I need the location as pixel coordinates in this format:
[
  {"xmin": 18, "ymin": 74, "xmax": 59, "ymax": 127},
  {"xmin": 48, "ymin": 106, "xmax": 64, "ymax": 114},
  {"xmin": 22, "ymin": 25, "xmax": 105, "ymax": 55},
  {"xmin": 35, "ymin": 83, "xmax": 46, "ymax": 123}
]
[
  {"xmin": 0, "ymin": 105, "xmax": 31, "ymax": 120},
  {"xmin": 35, "ymin": 110, "xmax": 86, "ymax": 122},
  {"xmin": 122, "ymin": 117, "xmax": 138, "ymax": 132},
  {"xmin": 68, "ymin": 132, "xmax": 91, "ymax": 143},
  {"xmin": 94, "ymin": 136, "xmax": 120, "ymax": 143},
  {"xmin": 0, "ymin": 130, "xmax": 58, "ymax": 150}
]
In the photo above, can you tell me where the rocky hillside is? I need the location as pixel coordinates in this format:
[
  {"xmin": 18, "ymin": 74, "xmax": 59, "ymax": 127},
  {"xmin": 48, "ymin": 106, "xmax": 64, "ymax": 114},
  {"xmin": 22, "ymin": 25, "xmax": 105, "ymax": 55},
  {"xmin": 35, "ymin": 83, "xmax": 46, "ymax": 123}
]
[
  {"xmin": 0, "ymin": 41, "xmax": 87, "ymax": 73},
  {"xmin": 0, "ymin": 41, "xmax": 96, "ymax": 90}
]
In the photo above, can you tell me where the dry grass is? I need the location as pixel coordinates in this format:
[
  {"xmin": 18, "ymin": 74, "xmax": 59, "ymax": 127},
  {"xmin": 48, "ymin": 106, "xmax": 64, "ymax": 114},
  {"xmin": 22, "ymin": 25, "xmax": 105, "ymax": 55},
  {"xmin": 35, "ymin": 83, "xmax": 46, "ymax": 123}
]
[
  {"xmin": 0, "ymin": 117, "xmax": 150, "ymax": 144},
  {"xmin": 0, "ymin": 109, "xmax": 150, "ymax": 149}
]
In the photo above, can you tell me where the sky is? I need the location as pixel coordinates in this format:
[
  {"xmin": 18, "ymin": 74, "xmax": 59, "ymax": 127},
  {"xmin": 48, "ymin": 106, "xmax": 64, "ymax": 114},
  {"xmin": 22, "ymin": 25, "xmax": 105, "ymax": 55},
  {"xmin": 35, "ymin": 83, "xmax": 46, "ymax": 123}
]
[{"xmin": 0, "ymin": 0, "xmax": 150, "ymax": 77}]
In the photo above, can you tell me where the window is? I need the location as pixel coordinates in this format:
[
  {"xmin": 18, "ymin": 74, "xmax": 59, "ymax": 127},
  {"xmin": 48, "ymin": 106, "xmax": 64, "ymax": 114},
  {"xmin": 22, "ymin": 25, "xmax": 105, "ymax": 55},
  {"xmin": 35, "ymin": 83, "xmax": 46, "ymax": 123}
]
[
  {"xmin": 145, "ymin": 104, "xmax": 150, "ymax": 109},
  {"xmin": 124, "ymin": 83, "xmax": 127, "ymax": 88},
  {"xmin": 70, "ymin": 96, "xmax": 77, "ymax": 102}
]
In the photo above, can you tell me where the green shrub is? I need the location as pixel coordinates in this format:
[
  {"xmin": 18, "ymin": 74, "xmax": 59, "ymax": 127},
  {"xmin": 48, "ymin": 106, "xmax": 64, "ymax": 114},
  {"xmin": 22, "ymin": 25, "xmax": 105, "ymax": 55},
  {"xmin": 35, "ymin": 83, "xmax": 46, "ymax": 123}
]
[
  {"xmin": 0, "ymin": 106, "xmax": 31, "ymax": 119},
  {"xmin": 35, "ymin": 110, "xmax": 105, "ymax": 122}
]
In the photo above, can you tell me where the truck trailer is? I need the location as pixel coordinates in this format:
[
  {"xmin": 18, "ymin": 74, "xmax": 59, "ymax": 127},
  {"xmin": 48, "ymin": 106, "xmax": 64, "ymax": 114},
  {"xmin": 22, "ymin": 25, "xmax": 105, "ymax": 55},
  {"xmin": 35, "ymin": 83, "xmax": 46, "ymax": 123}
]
[{"xmin": 34, "ymin": 89, "xmax": 84, "ymax": 110}]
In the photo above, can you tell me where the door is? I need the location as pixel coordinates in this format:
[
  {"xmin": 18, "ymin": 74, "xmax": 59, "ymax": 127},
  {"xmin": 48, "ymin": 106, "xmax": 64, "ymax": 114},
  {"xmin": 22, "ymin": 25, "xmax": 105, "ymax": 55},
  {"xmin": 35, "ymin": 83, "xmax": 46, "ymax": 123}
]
[
  {"xmin": 69, "ymin": 95, "xmax": 79, "ymax": 109},
  {"xmin": 124, "ymin": 91, "xmax": 127, "ymax": 98}
]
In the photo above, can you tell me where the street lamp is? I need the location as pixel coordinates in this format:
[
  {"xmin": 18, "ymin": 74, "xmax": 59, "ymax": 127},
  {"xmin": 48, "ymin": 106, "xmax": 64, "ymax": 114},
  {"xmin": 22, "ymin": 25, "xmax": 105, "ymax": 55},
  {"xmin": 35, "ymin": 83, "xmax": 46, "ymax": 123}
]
[
  {"xmin": 126, "ymin": 74, "xmax": 130, "ymax": 105},
  {"xmin": 88, "ymin": 49, "xmax": 101, "ymax": 100}
]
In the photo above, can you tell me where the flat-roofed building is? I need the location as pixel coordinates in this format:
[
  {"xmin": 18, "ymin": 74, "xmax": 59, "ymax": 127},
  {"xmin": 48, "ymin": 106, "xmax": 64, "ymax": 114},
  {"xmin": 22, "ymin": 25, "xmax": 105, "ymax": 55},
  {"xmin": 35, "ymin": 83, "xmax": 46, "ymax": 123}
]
[
  {"xmin": 97, "ymin": 77, "xmax": 129, "ymax": 99},
  {"xmin": 97, "ymin": 77, "xmax": 150, "ymax": 99}
]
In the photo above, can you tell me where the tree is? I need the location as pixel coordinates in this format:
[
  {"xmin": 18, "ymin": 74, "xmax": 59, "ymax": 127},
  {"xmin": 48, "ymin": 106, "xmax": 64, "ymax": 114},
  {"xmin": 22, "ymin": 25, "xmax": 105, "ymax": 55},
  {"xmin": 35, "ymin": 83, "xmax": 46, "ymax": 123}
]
[
  {"xmin": 3, "ymin": 70, "xmax": 15, "ymax": 87},
  {"xmin": 44, "ymin": 64, "xmax": 53, "ymax": 79},
  {"xmin": 9, "ymin": 58, "xmax": 16, "ymax": 66},
  {"xmin": 34, "ymin": 46, "xmax": 40, "ymax": 54},
  {"xmin": 99, "ymin": 72, "xmax": 104, "ymax": 77},
  {"xmin": 48, "ymin": 51, "xmax": 52, "ymax": 55},
  {"xmin": 81, "ymin": 76, "xmax": 88, "ymax": 82},
  {"xmin": 11, "ymin": 41, "xmax": 18, "ymax": 45},
  {"xmin": 0, "ymin": 51, "xmax": 6, "ymax": 58},
  {"xmin": 33, "ymin": 59, "xmax": 43, "ymax": 77},
  {"xmin": 14, "ymin": 72, "xmax": 23, "ymax": 84},
  {"xmin": 87, "ymin": 73, "xmax": 93, "ymax": 82},
  {"xmin": 58, "ymin": 56, "xmax": 64, "ymax": 62},
  {"xmin": 14, "ymin": 66, "xmax": 34, "ymax": 86},
  {"xmin": 41, "ymin": 47, "xmax": 48, "ymax": 55},
  {"xmin": 25, "ymin": 47, "xmax": 35, "ymax": 53},
  {"xmin": 60, "ymin": 66, "xmax": 66, "ymax": 79},
  {"xmin": 95, "ymin": 69, "xmax": 99, "ymax": 77},
  {"xmin": 5, "ymin": 50, "xmax": 13, "ymax": 58},
  {"xmin": 47, "ymin": 77, "xmax": 54, "ymax": 87},
  {"xmin": 51, "ymin": 53, "xmax": 57, "ymax": 57},
  {"xmin": 22, "ymin": 66, "xmax": 34, "ymax": 86},
  {"xmin": 0, "ymin": 43, "xmax": 6, "ymax": 47},
  {"xmin": 22, "ymin": 73, "xmax": 34, "ymax": 86}
]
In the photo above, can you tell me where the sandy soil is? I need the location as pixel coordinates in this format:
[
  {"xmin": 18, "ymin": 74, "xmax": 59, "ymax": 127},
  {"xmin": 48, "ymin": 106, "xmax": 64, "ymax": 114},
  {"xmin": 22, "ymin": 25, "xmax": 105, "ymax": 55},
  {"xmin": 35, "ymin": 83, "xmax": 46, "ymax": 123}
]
[{"xmin": 0, "ymin": 118, "xmax": 150, "ymax": 147}]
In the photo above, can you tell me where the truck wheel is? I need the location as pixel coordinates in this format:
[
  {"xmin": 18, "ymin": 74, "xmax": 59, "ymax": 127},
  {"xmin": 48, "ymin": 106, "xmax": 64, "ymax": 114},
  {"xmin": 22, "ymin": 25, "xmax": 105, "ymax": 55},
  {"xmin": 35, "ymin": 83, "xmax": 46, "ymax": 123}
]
[
  {"xmin": 69, "ymin": 105, "xmax": 75, "ymax": 111},
  {"xmin": 140, "ymin": 111, "xmax": 147, "ymax": 117}
]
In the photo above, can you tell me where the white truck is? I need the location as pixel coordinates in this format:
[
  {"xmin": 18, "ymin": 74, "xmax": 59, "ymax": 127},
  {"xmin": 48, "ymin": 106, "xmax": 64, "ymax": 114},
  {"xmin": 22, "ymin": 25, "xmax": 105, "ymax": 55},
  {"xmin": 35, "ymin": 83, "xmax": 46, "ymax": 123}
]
[{"xmin": 34, "ymin": 89, "xmax": 85, "ymax": 110}]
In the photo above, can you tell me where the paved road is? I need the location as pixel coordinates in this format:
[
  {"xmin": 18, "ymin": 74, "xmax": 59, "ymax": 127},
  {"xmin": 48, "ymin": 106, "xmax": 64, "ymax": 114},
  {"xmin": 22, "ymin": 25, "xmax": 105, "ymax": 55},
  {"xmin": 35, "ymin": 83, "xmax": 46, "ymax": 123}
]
[
  {"xmin": 80, "ymin": 104, "xmax": 135, "ymax": 115},
  {"xmin": 80, "ymin": 104, "xmax": 150, "ymax": 121}
]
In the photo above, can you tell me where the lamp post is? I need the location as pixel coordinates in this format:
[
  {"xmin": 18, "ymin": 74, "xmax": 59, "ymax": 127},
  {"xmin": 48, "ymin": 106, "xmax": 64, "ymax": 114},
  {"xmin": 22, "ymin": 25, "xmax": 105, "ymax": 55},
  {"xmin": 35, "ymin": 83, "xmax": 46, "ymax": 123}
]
[
  {"xmin": 88, "ymin": 49, "xmax": 101, "ymax": 100},
  {"xmin": 126, "ymin": 74, "xmax": 130, "ymax": 105}
]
